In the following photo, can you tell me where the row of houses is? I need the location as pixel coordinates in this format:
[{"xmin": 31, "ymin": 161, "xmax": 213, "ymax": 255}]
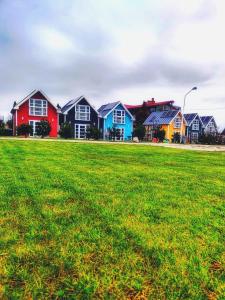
[{"xmin": 10, "ymin": 89, "xmax": 218, "ymax": 142}]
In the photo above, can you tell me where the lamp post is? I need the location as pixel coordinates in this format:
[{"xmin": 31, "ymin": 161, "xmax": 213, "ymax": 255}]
[{"xmin": 180, "ymin": 87, "xmax": 197, "ymax": 143}]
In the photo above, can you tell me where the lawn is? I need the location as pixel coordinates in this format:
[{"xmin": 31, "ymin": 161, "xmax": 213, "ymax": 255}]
[{"xmin": 0, "ymin": 140, "xmax": 224, "ymax": 299}]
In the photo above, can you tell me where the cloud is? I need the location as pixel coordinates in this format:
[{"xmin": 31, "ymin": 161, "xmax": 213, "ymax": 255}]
[{"xmin": 0, "ymin": 0, "xmax": 224, "ymax": 127}]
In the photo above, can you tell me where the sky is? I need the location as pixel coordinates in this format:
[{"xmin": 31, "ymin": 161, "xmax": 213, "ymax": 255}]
[{"xmin": 0, "ymin": 0, "xmax": 225, "ymax": 129}]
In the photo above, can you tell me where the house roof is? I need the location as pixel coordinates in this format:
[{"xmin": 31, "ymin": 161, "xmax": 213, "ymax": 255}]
[
  {"xmin": 98, "ymin": 101, "xmax": 134, "ymax": 120},
  {"xmin": 12, "ymin": 89, "xmax": 59, "ymax": 111},
  {"xmin": 221, "ymin": 128, "xmax": 225, "ymax": 135},
  {"xmin": 200, "ymin": 116, "xmax": 214, "ymax": 127},
  {"xmin": 125, "ymin": 100, "xmax": 175, "ymax": 109},
  {"xmin": 143, "ymin": 110, "xmax": 181, "ymax": 126},
  {"xmin": 61, "ymin": 96, "xmax": 99, "ymax": 115},
  {"xmin": 98, "ymin": 101, "xmax": 120, "ymax": 118}
]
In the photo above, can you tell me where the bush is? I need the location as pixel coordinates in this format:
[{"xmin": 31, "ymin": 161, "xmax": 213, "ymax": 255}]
[
  {"xmin": 172, "ymin": 132, "xmax": 180, "ymax": 143},
  {"xmin": 133, "ymin": 125, "xmax": 146, "ymax": 140},
  {"xmin": 17, "ymin": 123, "xmax": 33, "ymax": 137},
  {"xmin": 153, "ymin": 127, "xmax": 166, "ymax": 142},
  {"xmin": 36, "ymin": 120, "xmax": 51, "ymax": 138},
  {"xmin": 199, "ymin": 133, "xmax": 224, "ymax": 145},
  {"xmin": 86, "ymin": 126, "xmax": 100, "ymax": 140},
  {"xmin": 59, "ymin": 122, "xmax": 73, "ymax": 139},
  {"xmin": 0, "ymin": 128, "xmax": 13, "ymax": 136},
  {"xmin": 108, "ymin": 127, "xmax": 121, "ymax": 141}
]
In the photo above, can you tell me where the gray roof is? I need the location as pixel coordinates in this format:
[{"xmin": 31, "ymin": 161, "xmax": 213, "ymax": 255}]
[
  {"xmin": 61, "ymin": 96, "xmax": 83, "ymax": 113},
  {"xmin": 143, "ymin": 110, "xmax": 179, "ymax": 126},
  {"xmin": 98, "ymin": 101, "xmax": 120, "ymax": 118},
  {"xmin": 183, "ymin": 113, "xmax": 198, "ymax": 126},
  {"xmin": 200, "ymin": 116, "xmax": 213, "ymax": 126}
]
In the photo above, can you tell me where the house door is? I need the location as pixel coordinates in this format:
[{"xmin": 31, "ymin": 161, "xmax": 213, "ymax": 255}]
[
  {"xmin": 75, "ymin": 124, "xmax": 89, "ymax": 139},
  {"xmin": 115, "ymin": 128, "xmax": 124, "ymax": 141},
  {"xmin": 29, "ymin": 120, "xmax": 40, "ymax": 136}
]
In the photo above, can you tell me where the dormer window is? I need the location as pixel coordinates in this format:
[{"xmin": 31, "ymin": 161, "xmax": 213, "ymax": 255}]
[
  {"xmin": 113, "ymin": 110, "xmax": 125, "ymax": 124},
  {"xmin": 192, "ymin": 119, "xmax": 199, "ymax": 130},
  {"xmin": 75, "ymin": 105, "xmax": 90, "ymax": 121},
  {"xmin": 174, "ymin": 117, "xmax": 181, "ymax": 128},
  {"xmin": 29, "ymin": 99, "xmax": 47, "ymax": 116}
]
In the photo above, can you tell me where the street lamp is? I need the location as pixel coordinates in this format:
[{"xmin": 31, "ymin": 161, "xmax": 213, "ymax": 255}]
[{"xmin": 180, "ymin": 87, "xmax": 197, "ymax": 143}]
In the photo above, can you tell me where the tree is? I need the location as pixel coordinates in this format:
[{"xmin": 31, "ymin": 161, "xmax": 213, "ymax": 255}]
[
  {"xmin": 17, "ymin": 123, "xmax": 33, "ymax": 137},
  {"xmin": 85, "ymin": 126, "xmax": 100, "ymax": 140},
  {"xmin": 108, "ymin": 126, "xmax": 121, "ymax": 141},
  {"xmin": 134, "ymin": 107, "xmax": 149, "ymax": 125},
  {"xmin": 133, "ymin": 125, "xmax": 146, "ymax": 140},
  {"xmin": 153, "ymin": 127, "xmax": 165, "ymax": 142},
  {"xmin": 172, "ymin": 132, "xmax": 180, "ymax": 143},
  {"xmin": 59, "ymin": 122, "xmax": 73, "ymax": 139},
  {"xmin": 36, "ymin": 120, "xmax": 51, "ymax": 138}
]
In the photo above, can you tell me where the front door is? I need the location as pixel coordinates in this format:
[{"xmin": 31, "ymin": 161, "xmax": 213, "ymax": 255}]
[
  {"xmin": 115, "ymin": 128, "xmax": 124, "ymax": 141},
  {"xmin": 75, "ymin": 124, "xmax": 89, "ymax": 139},
  {"xmin": 29, "ymin": 120, "xmax": 40, "ymax": 136}
]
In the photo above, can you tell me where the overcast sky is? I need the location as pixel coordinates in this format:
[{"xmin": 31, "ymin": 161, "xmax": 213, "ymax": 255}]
[{"xmin": 0, "ymin": 0, "xmax": 225, "ymax": 129}]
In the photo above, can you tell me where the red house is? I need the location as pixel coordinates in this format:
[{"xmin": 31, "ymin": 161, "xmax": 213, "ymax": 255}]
[{"xmin": 11, "ymin": 90, "xmax": 60, "ymax": 137}]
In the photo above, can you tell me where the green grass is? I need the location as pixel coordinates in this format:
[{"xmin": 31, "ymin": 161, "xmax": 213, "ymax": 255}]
[{"xmin": 0, "ymin": 140, "xmax": 224, "ymax": 299}]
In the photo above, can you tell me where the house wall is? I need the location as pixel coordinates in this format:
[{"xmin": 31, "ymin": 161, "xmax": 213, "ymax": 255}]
[
  {"xmin": 14, "ymin": 92, "xmax": 58, "ymax": 137},
  {"xmin": 186, "ymin": 115, "xmax": 203, "ymax": 143},
  {"xmin": 64, "ymin": 98, "xmax": 99, "ymax": 137},
  {"xmin": 103, "ymin": 104, "xmax": 133, "ymax": 140},
  {"xmin": 204, "ymin": 118, "xmax": 217, "ymax": 134}
]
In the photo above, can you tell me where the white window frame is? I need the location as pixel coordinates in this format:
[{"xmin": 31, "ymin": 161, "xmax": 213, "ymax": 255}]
[
  {"xmin": 208, "ymin": 121, "xmax": 215, "ymax": 133},
  {"xmin": 192, "ymin": 119, "xmax": 199, "ymax": 130},
  {"xmin": 113, "ymin": 110, "xmax": 125, "ymax": 124},
  {"xmin": 75, "ymin": 124, "xmax": 90, "ymax": 139},
  {"xmin": 75, "ymin": 105, "xmax": 90, "ymax": 121},
  {"xmin": 29, "ymin": 120, "xmax": 40, "ymax": 136},
  {"xmin": 29, "ymin": 98, "xmax": 47, "ymax": 116},
  {"xmin": 191, "ymin": 132, "xmax": 198, "ymax": 142},
  {"xmin": 115, "ymin": 128, "xmax": 125, "ymax": 141},
  {"xmin": 174, "ymin": 117, "xmax": 181, "ymax": 128}
]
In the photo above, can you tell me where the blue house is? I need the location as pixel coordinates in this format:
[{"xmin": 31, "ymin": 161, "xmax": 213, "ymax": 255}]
[
  {"xmin": 98, "ymin": 101, "xmax": 134, "ymax": 140},
  {"xmin": 184, "ymin": 113, "xmax": 204, "ymax": 143}
]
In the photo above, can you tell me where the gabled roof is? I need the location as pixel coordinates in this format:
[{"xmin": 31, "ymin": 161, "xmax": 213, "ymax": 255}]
[
  {"xmin": 184, "ymin": 113, "xmax": 204, "ymax": 126},
  {"xmin": 200, "ymin": 116, "xmax": 214, "ymax": 127},
  {"xmin": 98, "ymin": 101, "xmax": 134, "ymax": 120},
  {"xmin": 143, "ymin": 110, "xmax": 183, "ymax": 126},
  {"xmin": 61, "ymin": 96, "xmax": 99, "ymax": 115},
  {"xmin": 13, "ymin": 89, "xmax": 59, "ymax": 111},
  {"xmin": 221, "ymin": 128, "xmax": 225, "ymax": 135},
  {"xmin": 125, "ymin": 100, "xmax": 175, "ymax": 109}
]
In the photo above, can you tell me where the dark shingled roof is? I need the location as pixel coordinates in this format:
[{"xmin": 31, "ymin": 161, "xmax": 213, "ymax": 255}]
[
  {"xmin": 200, "ymin": 116, "xmax": 213, "ymax": 126},
  {"xmin": 61, "ymin": 96, "xmax": 83, "ymax": 113},
  {"xmin": 98, "ymin": 101, "xmax": 120, "ymax": 118},
  {"xmin": 143, "ymin": 110, "xmax": 179, "ymax": 126},
  {"xmin": 183, "ymin": 113, "xmax": 198, "ymax": 126}
]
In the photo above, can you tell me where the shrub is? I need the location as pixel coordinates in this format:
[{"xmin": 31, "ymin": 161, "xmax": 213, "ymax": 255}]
[
  {"xmin": 59, "ymin": 122, "xmax": 73, "ymax": 139},
  {"xmin": 133, "ymin": 125, "xmax": 146, "ymax": 140},
  {"xmin": 17, "ymin": 123, "xmax": 33, "ymax": 137},
  {"xmin": 36, "ymin": 120, "xmax": 51, "ymax": 138},
  {"xmin": 108, "ymin": 127, "xmax": 121, "ymax": 141},
  {"xmin": 86, "ymin": 126, "xmax": 100, "ymax": 140},
  {"xmin": 153, "ymin": 127, "xmax": 166, "ymax": 142},
  {"xmin": 172, "ymin": 132, "xmax": 180, "ymax": 143}
]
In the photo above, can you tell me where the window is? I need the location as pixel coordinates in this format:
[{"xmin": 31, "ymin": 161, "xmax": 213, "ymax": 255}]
[
  {"xmin": 208, "ymin": 121, "xmax": 215, "ymax": 133},
  {"xmin": 113, "ymin": 110, "xmax": 125, "ymax": 124},
  {"xmin": 174, "ymin": 117, "xmax": 181, "ymax": 128},
  {"xmin": 192, "ymin": 119, "xmax": 199, "ymax": 130},
  {"xmin": 191, "ymin": 132, "xmax": 198, "ymax": 142},
  {"xmin": 75, "ymin": 105, "xmax": 90, "ymax": 121},
  {"xmin": 29, "ymin": 99, "xmax": 47, "ymax": 116}
]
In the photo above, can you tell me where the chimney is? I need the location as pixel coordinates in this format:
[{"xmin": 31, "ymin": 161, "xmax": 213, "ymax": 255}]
[{"xmin": 147, "ymin": 98, "xmax": 155, "ymax": 103}]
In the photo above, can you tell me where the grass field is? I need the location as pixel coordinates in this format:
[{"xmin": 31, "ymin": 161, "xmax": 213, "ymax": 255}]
[{"xmin": 0, "ymin": 140, "xmax": 224, "ymax": 299}]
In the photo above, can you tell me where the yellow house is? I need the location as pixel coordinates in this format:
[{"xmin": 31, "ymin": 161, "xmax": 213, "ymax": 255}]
[{"xmin": 143, "ymin": 110, "xmax": 186, "ymax": 142}]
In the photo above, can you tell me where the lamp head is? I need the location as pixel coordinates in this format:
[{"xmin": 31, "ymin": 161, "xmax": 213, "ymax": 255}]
[{"xmin": 192, "ymin": 86, "xmax": 197, "ymax": 90}]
